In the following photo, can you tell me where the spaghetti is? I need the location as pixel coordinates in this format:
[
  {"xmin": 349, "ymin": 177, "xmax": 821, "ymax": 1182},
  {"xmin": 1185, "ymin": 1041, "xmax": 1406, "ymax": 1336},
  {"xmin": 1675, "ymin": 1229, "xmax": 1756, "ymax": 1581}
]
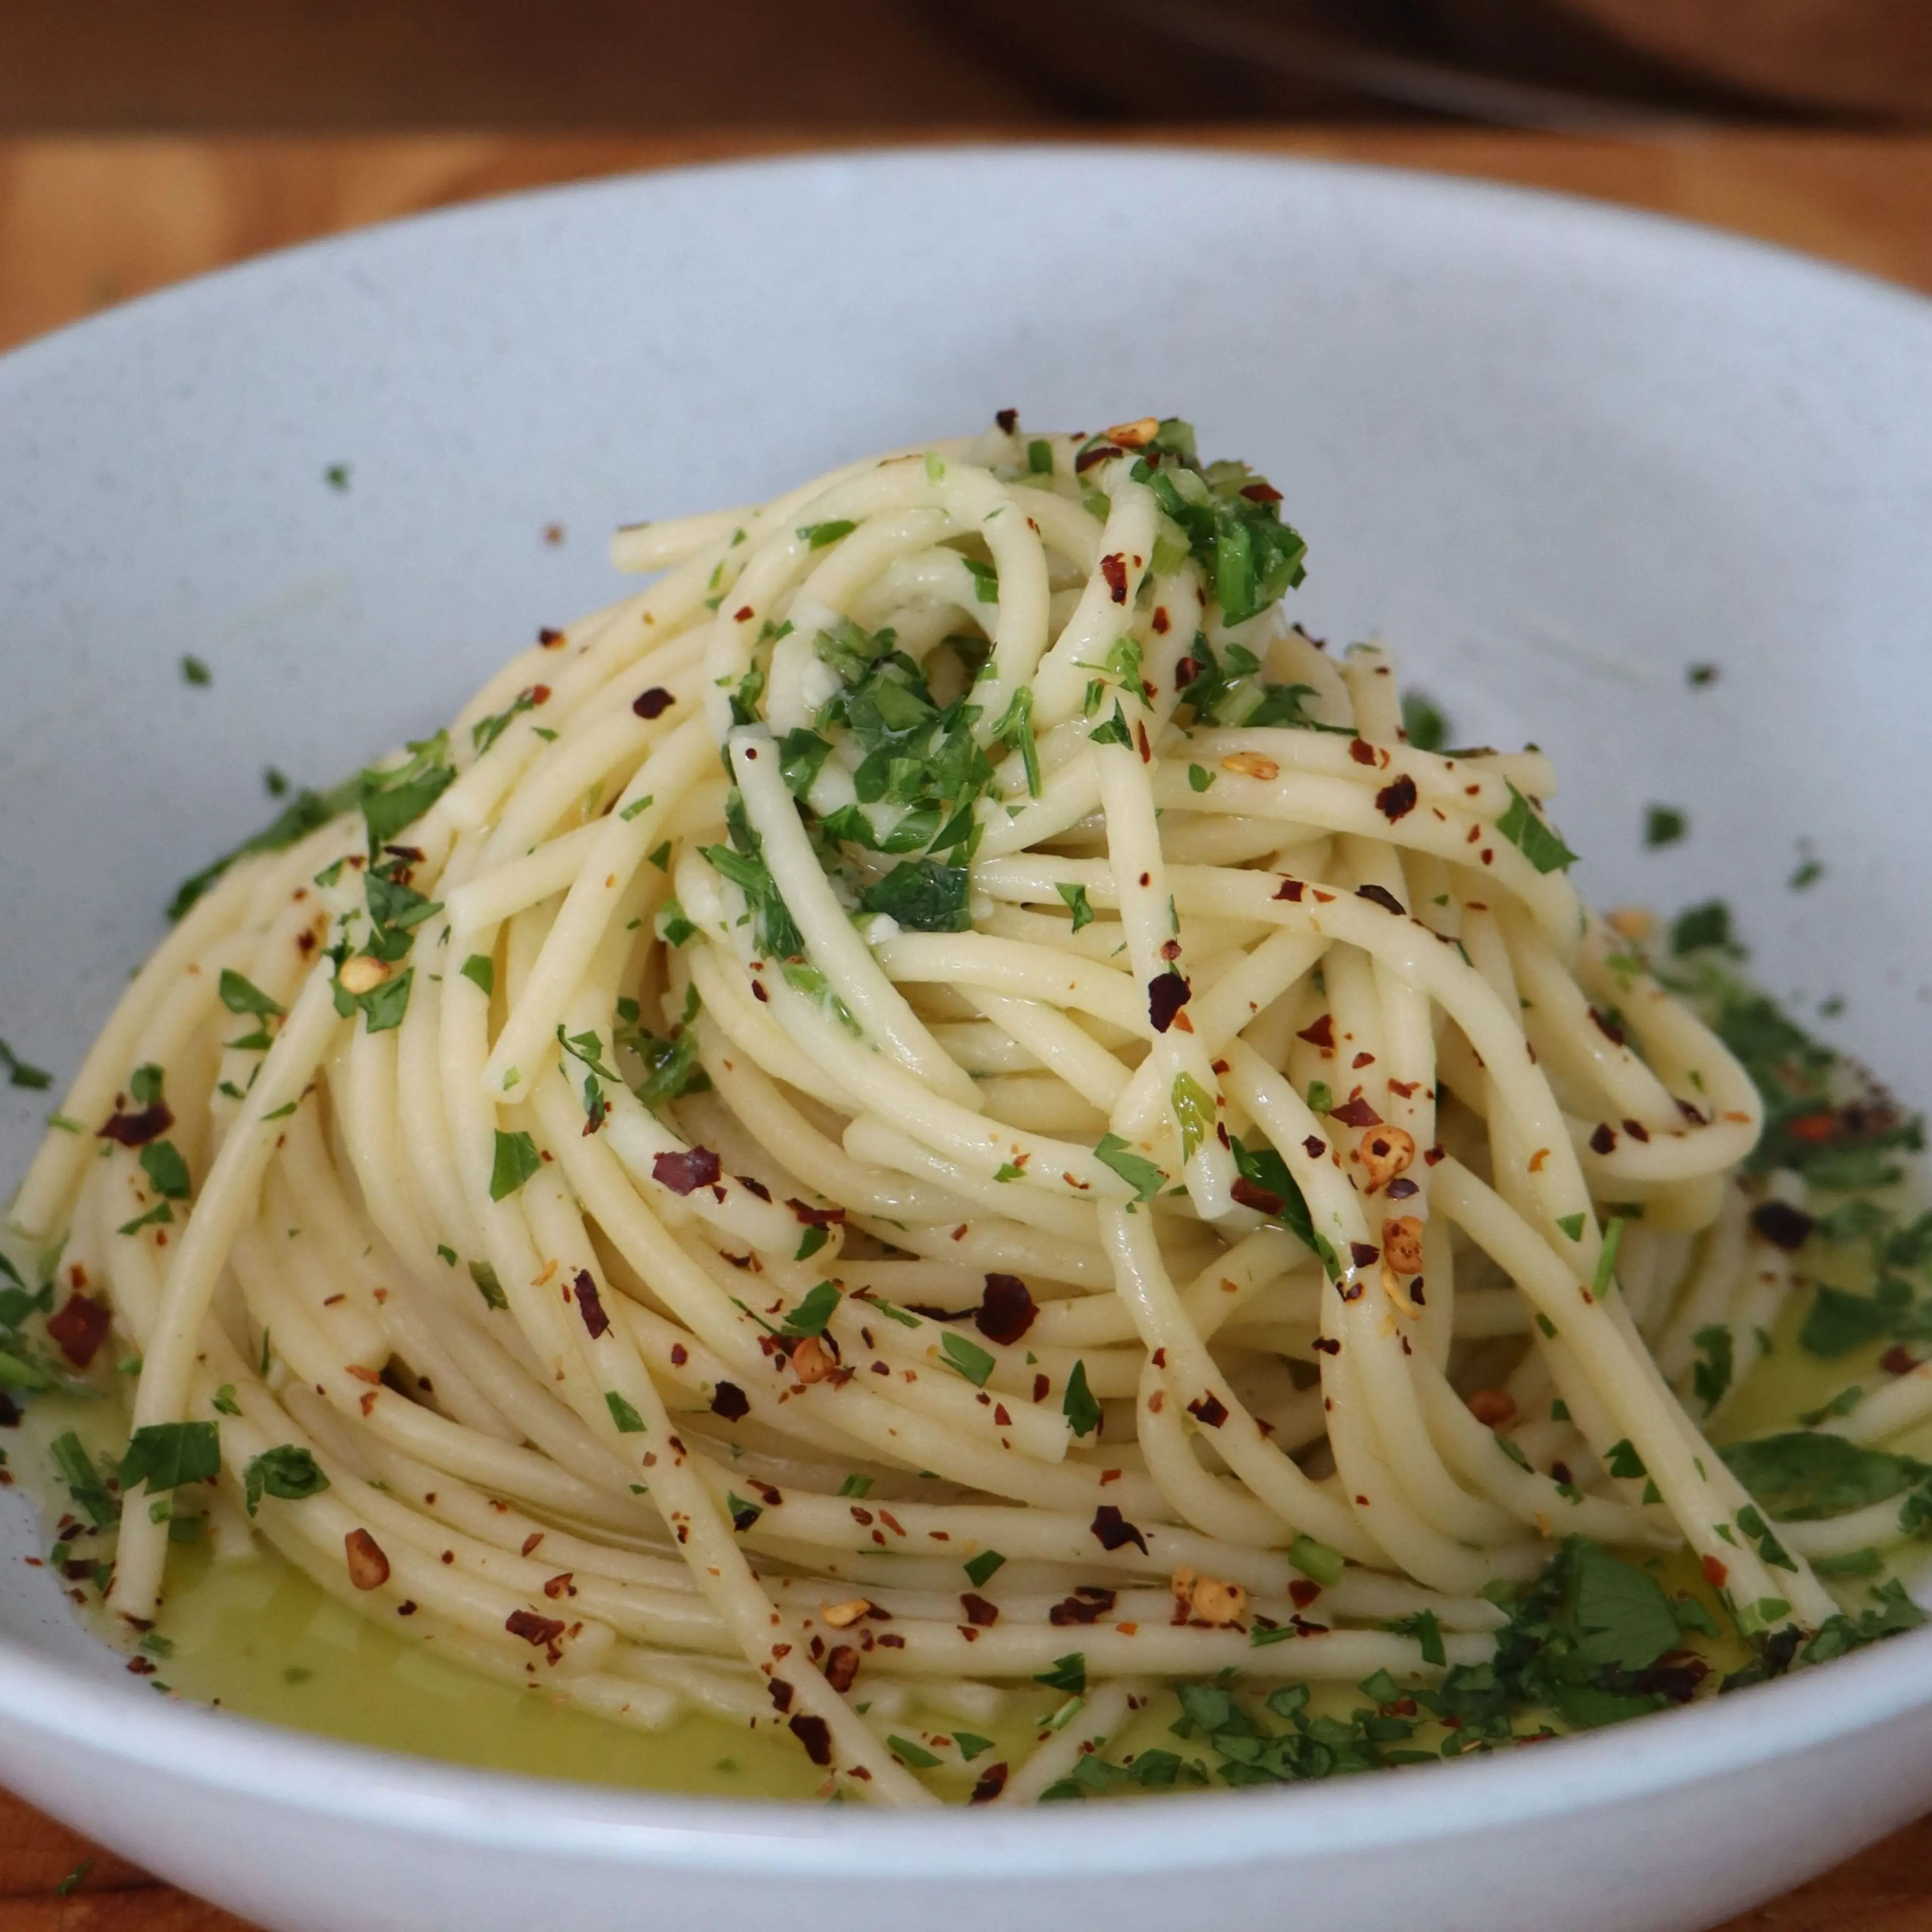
[{"xmin": 10, "ymin": 416, "xmax": 1926, "ymax": 1804}]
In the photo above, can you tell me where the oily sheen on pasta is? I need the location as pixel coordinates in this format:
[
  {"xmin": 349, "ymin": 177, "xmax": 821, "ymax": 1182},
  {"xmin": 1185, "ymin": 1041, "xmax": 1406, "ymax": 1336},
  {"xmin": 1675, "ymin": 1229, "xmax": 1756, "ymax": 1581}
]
[{"xmin": 11, "ymin": 418, "xmax": 1900, "ymax": 1804}]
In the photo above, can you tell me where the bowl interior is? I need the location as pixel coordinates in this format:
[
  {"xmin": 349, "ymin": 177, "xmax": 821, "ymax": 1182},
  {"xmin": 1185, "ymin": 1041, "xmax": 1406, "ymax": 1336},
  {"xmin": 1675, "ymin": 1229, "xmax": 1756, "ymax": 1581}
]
[{"xmin": 3, "ymin": 145, "xmax": 1931, "ymax": 1832}]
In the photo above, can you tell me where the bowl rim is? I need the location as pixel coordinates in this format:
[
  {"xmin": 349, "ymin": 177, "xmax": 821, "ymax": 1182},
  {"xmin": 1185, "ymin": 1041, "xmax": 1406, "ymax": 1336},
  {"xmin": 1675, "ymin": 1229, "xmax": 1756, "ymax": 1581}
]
[{"xmin": 4, "ymin": 141, "xmax": 1932, "ymax": 1875}]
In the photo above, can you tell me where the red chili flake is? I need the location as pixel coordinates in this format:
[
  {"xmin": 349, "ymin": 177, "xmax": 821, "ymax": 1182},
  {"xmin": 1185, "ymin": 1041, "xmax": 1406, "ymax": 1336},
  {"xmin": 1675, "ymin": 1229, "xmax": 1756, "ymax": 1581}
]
[
  {"xmin": 1050, "ymin": 1592, "xmax": 1113, "ymax": 1626},
  {"xmin": 1151, "ymin": 607, "xmax": 1170, "ymax": 634},
  {"xmin": 1588, "ymin": 1123, "xmax": 1618, "ymax": 1155},
  {"xmin": 767, "ymin": 1678, "xmax": 794, "ymax": 1713},
  {"xmin": 1275, "ymin": 877, "xmax": 1305, "ymax": 902},
  {"xmin": 961, "ymin": 1592, "xmax": 1000, "ymax": 1626},
  {"xmin": 1186, "ymin": 1392, "xmax": 1229, "ymax": 1429},
  {"xmin": 1147, "ymin": 973, "xmax": 1191, "ymax": 1033},
  {"xmin": 1032, "ymin": 1373, "xmax": 1051, "ymax": 1403},
  {"xmin": 1329, "ymin": 1096, "xmax": 1384, "ymax": 1129},
  {"xmin": 1289, "ymin": 1578, "xmax": 1322, "ymax": 1609},
  {"xmin": 969, "ymin": 1762, "xmax": 1009, "ymax": 1804},
  {"xmin": 344, "ymin": 1528, "xmax": 390, "ymax": 1591},
  {"xmin": 1637, "ymin": 1654, "xmax": 1710, "ymax": 1705},
  {"xmin": 1882, "ymin": 1345, "xmax": 1918, "ymax": 1377},
  {"xmin": 733, "ymin": 606, "xmax": 754, "ymax": 623},
  {"xmin": 788, "ymin": 1713, "xmax": 833, "ymax": 1766},
  {"xmin": 633, "ymin": 687, "xmax": 675, "ymax": 719},
  {"xmin": 1424, "ymin": 1144, "xmax": 1446, "ymax": 1165},
  {"xmin": 1386, "ymin": 1176, "xmax": 1419, "ymax": 1200},
  {"xmin": 751, "ymin": 981, "xmax": 769, "ymax": 1003},
  {"xmin": 1296, "ymin": 1013, "xmax": 1335, "ymax": 1050},
  {"xmin": 1587, "ymin": 1006, "xmax": 1627, "ymax": 1047},
  {"xmin": 1099, "ymin": 554, "xmax": 1129, "ymax": 603},
  {"xmin": 1355, "ymin": 882, "xmax": 1406, "ymax": 916},
  {"xmin": 1091, "ymin": 1505, "xmax": 1148, "ymax": 1555},
  {"xmin": 1313, "ymin": 1336, "xmax": 1341, "ymax": 1356},
  {"xmin": 542, "ymin": 1572, "xmax": 574, "ymax": 1600},
  {"xmin": 787, "ymin": 1197, "xmax": 846, "ymax": 1227},
  {"xmin": 1349, "ymin": 739, "xmax": 1378, "ymax": 766},
  {"xmin": 572, "ymin": 1269, "xmax": 610, "ymax": 1339},
  {"xmin": 1347, "ymin": 1241, "xmax": 1380, "ymax": 1271},
  {"xmin": 995, "ymin": 408, "xmax": 1019, "ymax": 433},
  {"xmin": 1702, "ymin": 1554, "xmax": 1728, "ymax": 1589},
  {"xmin": 127, "ymin": 1655, "xmax": 157, "ymax": 1676},
  {"xmin": 1238, "ymin": 480, "xmax": 1282, "ymax": 503},
  {"xmin": 1229, "ymin": 1176, "xmax": 1285, "ymax": 1218},
  {"xmin": 825, "ymin": 1645, "xmax": 860, "ymax": 1693},
  {"xmin": 1785, "ymin": 1111, "xmax": 1842, "ymax": 1144},
  {"xmin": 98, "ymin": 1102, "xmax": 174, "ymax": 1148},
  {"xmin": 711, "ymin": 1381, "xmax": 750, "ymax": 1422},
  {"xmin": 976, "ymin": 1273, "xmax": 1037, "ymax": 1346},
  {"xmin": 737, "ymin": 1174, "xmax": 772, "ymax": 1202},
  {"xmin": 1622, "ymin": 1118, "xmax": 1652, "ymax": 1144},
  {"xmin": 1074, "ymin": 443, "xmax": 1121, "ymax": 474},
  {"xmin": 1174, "ymin": 656, "xmax": 1201, "ymax": 690},
  {"xmin": 538, "ymin": 627, "xmax": 565, "ymax": 647},
  {"xmin": 1677, "ymin": 1098, "xmax": 1709, "ymax": 1125},
  {"xmin": 1304, "ymin": 1136, "xmax": 1327, "ymax": 1158},
  {"xmin": 1375, "ymin": 774, "xmax": 1418, "ymax": 822},
  {"xmin": 1749, "ymin": 1200, "xmax": 1814, "ymax": 1252},
  {"xmin": 46, "ymin": 1293, "xmax": 112, "ymax": 1369},
  {"xmin": 653, "ymin": 1146, "xmax": 721, "ymax": 1194}
]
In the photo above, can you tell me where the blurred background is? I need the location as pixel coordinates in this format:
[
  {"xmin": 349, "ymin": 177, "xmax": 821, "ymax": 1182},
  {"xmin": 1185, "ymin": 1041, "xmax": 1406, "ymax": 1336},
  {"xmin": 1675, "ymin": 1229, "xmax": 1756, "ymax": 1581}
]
[
  {"xmin": 6, "ymin": 0, "xmax": 1932, "ymax": 355},
  {"xmin": 6, "ymin": 0, "xmax": 1932, "ymax": 130}
]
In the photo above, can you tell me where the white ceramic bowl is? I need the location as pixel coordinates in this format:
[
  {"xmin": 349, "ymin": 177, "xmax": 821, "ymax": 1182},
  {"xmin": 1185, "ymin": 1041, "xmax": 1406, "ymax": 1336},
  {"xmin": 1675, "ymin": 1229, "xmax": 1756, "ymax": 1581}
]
[{"xmin": 2, "ymin": 148, "xmax": 1930, "ymax": 1932}]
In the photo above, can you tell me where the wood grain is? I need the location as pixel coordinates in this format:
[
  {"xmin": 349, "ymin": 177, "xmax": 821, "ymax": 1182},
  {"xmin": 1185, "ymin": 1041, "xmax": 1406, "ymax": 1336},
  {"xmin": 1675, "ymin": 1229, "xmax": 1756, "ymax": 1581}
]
[{"xmin": 1, "ymin": 126, "xmax": 1929, "ymax": 1931}]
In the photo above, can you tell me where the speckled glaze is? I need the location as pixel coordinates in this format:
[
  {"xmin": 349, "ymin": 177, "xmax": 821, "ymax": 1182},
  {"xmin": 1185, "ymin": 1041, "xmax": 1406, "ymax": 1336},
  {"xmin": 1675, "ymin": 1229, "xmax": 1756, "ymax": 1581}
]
[{"xmin": 2, "ymin": 149, "xmax": 1930, "ymax": 1932}]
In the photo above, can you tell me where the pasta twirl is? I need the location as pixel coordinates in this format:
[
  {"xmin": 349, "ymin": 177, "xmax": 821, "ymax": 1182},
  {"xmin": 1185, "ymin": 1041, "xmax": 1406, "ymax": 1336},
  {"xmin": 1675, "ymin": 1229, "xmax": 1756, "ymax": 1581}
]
[{"xmin": 10, "ymin": 415, "xmax": 1924, "ymax": 1804}]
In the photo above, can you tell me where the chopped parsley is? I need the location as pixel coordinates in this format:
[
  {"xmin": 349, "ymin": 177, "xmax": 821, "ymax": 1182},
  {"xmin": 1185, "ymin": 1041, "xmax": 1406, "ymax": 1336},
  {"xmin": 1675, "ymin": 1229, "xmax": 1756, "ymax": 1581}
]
[
  {"xmin": 120, "ymin": 1420, "xmax": 220, "ymax": 1492},
  {"xmin": 243, "ymin": 1445, "xmax": 330, "ymax": 1516},
  {"xmin": 1643, "ymin": 804, "xmax": 1687, "ymax": 849},
  {"xmin": 1093, "ymin": 1132, "xmax": 1164, "ymax": 1201},
  {"xmin": 1691, "ymin": 1325, "xmax": 1733, "ymax": 1413},
  {"xmin": 1056, "ymin": 881, "xmax": 1095, "ymax": 932},
  {"xmin": 963, "ymin": 1549, "xmax": 1006, "ymax": 1588},
  {"xmin": 0, "ymin": 1040, "xmax": 52, "ymax": 1091},
  {"xmin": 605, "ymin": 1391, "xmax": 647, "ymax": 1434},
  {"xmin": 1135, "ymin": 424, "xmax": 1307, "ymax": 626},
  {"xmin": 1061, "ymin": 1360, "xmax": 1101, "ymax": 1437},
  {"xmin": 859, "ymin": 860, "xmax": 971, "ymax": 933},
  {"xmin": 1495, "ymin": 783, "xmax": 1579, "ymax": 874},
  {"xmin": 488, "ymin": 1130, "xmax": 541, "ymax": 1201},
  {"xmin": 933, "ymin": 1329, "xmax": 996, "ymax": 1388},
  {"xmin": 469, "ymin": 1260, "xmax": 508, "ymax": 1312},
  {"xmin": 1400, "ymin": 691, "xmax": 1450, "ymax": 752},
  {"xmin": 781, "ymin": 1281, "xmax": 841, "ymax": 1339}
]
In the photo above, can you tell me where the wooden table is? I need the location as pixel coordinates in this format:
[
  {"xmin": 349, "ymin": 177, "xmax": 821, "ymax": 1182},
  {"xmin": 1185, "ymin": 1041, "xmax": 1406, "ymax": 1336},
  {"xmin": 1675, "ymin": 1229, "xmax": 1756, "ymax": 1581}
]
[{"xmin": 3, "ymin": 125, "xmax": 1930, "ymax": 1930}]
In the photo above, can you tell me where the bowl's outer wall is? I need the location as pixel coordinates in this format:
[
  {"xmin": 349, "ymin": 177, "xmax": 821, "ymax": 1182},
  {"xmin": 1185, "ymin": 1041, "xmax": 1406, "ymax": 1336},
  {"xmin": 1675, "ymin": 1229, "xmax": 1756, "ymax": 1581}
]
[
  {"xmin": 2, "ymin": 149, "xmax": 1931, "ymax": 1932},
  {"xmin": 0, "ymin": 1664, "xmax": 1928, "ymax": 1932}
]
